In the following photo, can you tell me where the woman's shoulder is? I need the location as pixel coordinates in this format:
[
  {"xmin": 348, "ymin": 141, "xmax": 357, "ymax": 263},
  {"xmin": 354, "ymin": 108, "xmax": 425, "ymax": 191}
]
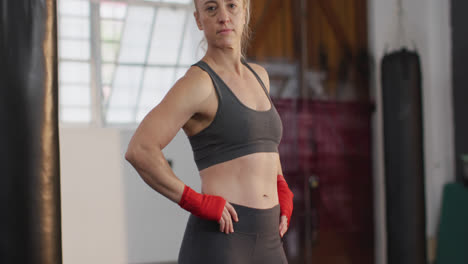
[
  {"xmin": 245, "ymin": 61, "xmax": 270, "ymax": 93},
  {"xmin": 174, "ymin": 64, "xmax": 213, "ymax": 94},
  {"xmin": 183, "ymin": 64, "xmax": 212, "ymax": 84},
  {"xmin": 161, "ymin": 65, "xmax": 215, "ymax": 110}
]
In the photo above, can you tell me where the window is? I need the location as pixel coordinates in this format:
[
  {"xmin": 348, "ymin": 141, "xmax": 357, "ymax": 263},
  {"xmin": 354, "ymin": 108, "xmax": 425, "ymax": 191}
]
[{"xmin": 57, "ymin": 0, "xmax": 204, "ymax": 126}]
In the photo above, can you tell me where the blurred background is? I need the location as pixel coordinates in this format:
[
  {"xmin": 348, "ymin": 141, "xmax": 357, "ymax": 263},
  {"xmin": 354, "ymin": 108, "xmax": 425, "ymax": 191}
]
[{"xmin": 3, "ymin": 0, "xmax": 466, "ymax": 263}]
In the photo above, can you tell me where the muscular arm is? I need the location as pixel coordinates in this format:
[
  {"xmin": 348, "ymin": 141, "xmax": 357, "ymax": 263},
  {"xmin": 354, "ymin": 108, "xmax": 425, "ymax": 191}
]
[{"xmin": 125, "ymin": 67, "xmax": 211, "ymax": 204}]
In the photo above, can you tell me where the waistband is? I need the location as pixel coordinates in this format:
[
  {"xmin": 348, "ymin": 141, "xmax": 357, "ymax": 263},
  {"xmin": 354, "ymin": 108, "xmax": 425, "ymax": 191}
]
[{"xmin": 190, "ymin": 202, "xmax": 281, "ymax": 235}]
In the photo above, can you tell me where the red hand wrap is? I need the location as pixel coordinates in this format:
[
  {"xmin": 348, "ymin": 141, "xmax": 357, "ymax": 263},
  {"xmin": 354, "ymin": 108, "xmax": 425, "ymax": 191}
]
[
  {"xmin": 277, "ymin": 174, "xmax": 294, "ymax": 227},
  {"xmin": 178, "ymin": 185, "xmax": 226, "ymax": 221}
]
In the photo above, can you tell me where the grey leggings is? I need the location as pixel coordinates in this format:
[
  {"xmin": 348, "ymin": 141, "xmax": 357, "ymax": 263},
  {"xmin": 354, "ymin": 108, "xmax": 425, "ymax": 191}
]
[{"xmin": 178, "ymin": 202, "xmax": 288, "ymax": 264}]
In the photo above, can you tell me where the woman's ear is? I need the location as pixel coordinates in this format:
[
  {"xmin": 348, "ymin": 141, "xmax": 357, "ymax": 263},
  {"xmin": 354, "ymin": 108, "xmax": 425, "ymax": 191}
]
[{"xmin": 194, "ymin": 11, "xmax": 203, "ymax": 30}]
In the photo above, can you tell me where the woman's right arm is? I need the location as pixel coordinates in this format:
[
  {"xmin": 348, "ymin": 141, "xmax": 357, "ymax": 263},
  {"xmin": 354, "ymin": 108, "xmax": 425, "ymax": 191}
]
[
  {"xmin": 125, "ymin": 67, "xmax": 238, "ymax": 233},
  {"xmin": 124, "ymin": 67, "xmax": 210, "ymax": 204}
]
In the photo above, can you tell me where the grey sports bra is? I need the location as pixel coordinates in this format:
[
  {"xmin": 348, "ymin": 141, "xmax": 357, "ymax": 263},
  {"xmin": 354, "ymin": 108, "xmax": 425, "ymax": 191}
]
[{"xmin": 187, "ymin": 58, "xmax": 283, "ymax": 171}]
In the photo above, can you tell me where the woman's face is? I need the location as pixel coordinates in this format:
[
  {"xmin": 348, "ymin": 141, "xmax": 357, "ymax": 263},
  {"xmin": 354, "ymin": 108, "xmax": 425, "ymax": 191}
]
[{"xmin": 194, "ymin": 0, "xmax": 246, "ymax": 51}]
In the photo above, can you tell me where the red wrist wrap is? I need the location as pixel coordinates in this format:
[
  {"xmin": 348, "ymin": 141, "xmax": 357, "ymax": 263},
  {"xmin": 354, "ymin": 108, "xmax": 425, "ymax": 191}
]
[
  {"xmin": 178, "ymin": 185, "xmax": 226, "ymax": 221},
  {"xmin": 277, "ymin": 174, "xmax": 294, "ymax": 227}
]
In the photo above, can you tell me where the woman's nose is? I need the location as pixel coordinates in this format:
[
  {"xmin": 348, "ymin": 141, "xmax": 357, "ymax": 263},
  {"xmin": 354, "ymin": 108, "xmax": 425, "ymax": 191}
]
[{"xmin": 217, "ymin": 6, "xmax": 229, "ymax": 23}]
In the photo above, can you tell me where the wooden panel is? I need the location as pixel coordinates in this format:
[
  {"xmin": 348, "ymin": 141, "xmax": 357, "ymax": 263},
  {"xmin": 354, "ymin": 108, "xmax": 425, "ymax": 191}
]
[{"xmin": 247, "ymin": 0, "xmax": 369, "ymax": 100}]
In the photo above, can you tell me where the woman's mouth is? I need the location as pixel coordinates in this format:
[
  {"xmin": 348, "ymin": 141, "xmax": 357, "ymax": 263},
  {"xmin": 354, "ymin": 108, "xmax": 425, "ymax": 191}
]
[{"xmin": 218, "ymin": 29, "xmax": 233, "ymax": 34}]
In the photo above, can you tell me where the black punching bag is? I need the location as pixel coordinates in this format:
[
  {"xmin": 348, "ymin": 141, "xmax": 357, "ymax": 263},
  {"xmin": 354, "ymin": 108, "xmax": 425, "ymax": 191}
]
[
  {"xmin": 0, "ymin": 1, "xmax": 62, "ymax": 264},
  {"xmin": 381, "ymin": 48, "xmax": 427, "ymax": 264}
]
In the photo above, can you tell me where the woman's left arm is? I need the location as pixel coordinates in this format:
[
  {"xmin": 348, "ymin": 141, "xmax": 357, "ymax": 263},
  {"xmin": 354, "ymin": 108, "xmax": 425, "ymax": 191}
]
[
  {"xmin": 249, "ymin": 62, "xmax": 294, "ymax": 236},
  {"xmin": 277, "ymin": 156, "xmax": 294, "ymax": 237}
]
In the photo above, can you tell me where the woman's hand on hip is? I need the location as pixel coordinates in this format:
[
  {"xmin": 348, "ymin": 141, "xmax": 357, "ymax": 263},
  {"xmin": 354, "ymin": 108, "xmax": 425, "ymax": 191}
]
[
  {"xmin": 279, "ymin": 215, "xmax": 289, "ymax": 238},
  {"xmin": 218, "ymin": 201, "xmax": 238, "ymax": 234}
]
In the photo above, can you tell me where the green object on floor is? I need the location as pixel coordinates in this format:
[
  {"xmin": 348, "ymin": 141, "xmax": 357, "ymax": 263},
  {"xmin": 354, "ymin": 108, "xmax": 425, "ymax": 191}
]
[{"xmin": 436, "ymin": 183, "xmax": 468, "ymax": 264}]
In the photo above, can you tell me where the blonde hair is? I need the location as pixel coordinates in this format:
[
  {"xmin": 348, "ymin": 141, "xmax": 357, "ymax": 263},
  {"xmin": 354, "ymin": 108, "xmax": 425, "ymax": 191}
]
[{"xmin": 193, "ymin": 0, "xmax": 251, "ymax": 59}]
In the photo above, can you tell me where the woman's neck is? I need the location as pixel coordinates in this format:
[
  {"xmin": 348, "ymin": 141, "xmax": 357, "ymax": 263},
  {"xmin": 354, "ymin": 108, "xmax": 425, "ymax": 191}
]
[{"xmin": 203, "ymin": 46, "xmax": 244, "ymax": 75}]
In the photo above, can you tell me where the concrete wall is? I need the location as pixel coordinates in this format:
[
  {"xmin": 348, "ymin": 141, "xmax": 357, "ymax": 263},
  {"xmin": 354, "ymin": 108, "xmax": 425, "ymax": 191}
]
[{"xmin": 368, "ymin": 0, "xmax": 453, "ymax": 263}]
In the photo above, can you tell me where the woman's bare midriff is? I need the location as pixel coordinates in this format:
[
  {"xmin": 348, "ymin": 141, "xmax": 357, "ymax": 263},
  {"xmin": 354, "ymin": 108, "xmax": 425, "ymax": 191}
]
[{"xmin": 199, "ymin": 152, "xmax": 279, "ymax": 210}]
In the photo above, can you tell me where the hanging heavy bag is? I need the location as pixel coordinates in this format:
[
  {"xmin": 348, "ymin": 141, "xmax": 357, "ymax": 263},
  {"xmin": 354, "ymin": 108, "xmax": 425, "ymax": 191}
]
[
  {"xmin": 0, "ymin": 1, "xmax": 62, "ymax": 264},
  {"xmin": 380, "ymin": 48, "xmax": 427, "ymax": 264}
]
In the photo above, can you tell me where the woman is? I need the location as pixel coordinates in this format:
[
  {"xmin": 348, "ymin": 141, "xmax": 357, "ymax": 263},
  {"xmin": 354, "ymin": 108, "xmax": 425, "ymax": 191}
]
[{"xmin": 125, "ymin": 0, "xmax": 294, "ymax": 263}]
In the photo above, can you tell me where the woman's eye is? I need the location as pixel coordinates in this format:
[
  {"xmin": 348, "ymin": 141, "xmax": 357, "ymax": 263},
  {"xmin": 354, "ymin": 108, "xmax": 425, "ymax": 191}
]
[{"xmin": 228, "ymin": 4, "xmax": 236, "ymax": 9}]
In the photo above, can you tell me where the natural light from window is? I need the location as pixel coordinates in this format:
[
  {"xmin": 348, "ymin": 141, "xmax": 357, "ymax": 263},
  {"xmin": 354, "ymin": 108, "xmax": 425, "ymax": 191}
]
[{"xmin": 58, "ymin": 0, "xmax": 204, "ymax": 126}]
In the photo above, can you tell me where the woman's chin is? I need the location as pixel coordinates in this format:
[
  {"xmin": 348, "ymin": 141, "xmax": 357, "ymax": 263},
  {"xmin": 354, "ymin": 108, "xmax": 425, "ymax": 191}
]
[{"xmin": 214, "ymin": 40, "xmax": 238, "ymax": 50}]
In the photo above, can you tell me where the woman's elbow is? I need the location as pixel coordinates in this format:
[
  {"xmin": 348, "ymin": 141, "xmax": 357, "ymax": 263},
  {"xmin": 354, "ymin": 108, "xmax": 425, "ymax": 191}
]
[
  {"xmin": 125, "ymin": 149, "xmax": 136, "ymax": 164},
  {"xmin": 124, "ymin": 142, "xmax": 161, "ymax": 165},
  {"xmin": 124, "ymin": 150, "xmax": 133, "ymax": 162},
  {"xmin": 125, "ymin": 143, "xmax": 141, "ymax": 164}
]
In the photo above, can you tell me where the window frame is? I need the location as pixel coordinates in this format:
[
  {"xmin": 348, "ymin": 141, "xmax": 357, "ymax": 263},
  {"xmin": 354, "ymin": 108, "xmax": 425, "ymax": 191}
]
[{"xmin": 58, "ymin": 0, "xmax": 198, "ymax": 129}]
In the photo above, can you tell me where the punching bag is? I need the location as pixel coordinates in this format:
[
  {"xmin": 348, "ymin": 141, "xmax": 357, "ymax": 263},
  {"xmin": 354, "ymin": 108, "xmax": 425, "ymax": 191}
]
[
  {"xmin": 0, "ymin": 1, "xmax": 62, "ymax": 263},
  {"xmin": 381, "ymin": 48, "xmax": 427, "ymax": 264}
]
